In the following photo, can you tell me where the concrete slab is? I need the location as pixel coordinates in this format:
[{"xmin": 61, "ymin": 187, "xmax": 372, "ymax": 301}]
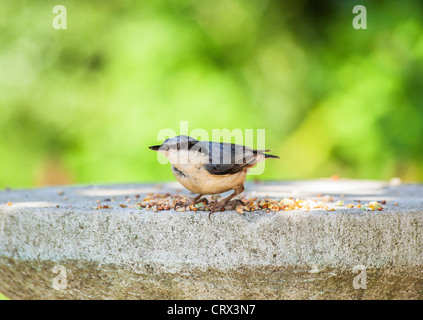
[{"xmin": 0, "ymin": 179, "xmax": 422, "ymax": 299}]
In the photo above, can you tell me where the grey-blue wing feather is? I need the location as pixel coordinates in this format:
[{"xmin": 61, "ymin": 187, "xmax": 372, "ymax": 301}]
[{"xmin": 202, "ymin": 142, "xmax": 259, "ymax": 175}]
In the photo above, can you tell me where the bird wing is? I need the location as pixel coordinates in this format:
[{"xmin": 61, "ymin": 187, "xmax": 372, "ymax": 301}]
[{"xmin": 200, "ymin": 142, "xmax": 261, "ymax": 175}]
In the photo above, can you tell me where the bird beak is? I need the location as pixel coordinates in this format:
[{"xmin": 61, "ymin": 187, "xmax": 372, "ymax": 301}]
[{"xmin": 149, "ymin": 145, "xmax": 162, "ymax": 151}]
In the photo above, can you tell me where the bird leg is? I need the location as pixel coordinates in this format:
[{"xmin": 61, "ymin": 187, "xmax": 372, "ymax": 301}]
[{"xmin": 209, "ymin": 186, "xmax": 244, "ymax": 220}]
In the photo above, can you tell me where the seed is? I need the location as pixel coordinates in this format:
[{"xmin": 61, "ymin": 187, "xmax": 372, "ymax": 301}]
[
  {"xmin": 321, "ymin": 195, "xmax": 333, "ymax": 202},
  {"xmin": 236, "ymin": 207, "xmax": 244, "ymax": 214}
]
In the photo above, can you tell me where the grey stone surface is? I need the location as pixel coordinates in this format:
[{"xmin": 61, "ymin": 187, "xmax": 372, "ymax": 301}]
[{"xmin": 0, "ymin": 179, "xmax": 422, "ymax": 299}]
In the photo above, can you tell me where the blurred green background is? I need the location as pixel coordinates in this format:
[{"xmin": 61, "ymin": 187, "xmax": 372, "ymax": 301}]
[{"xmin": 1, "ymin": 0, "xmax": 423, "ymax": 190}]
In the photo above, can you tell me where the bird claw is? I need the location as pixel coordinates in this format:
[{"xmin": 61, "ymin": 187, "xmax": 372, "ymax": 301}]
[
  {"xmin": 199, "ymin": 197, "xmax": 209, "ymax": 205},
  {"xmin": 227, "ymin": 199, "xmax": 244, "ymax": 209},
  {"xmin": 173, "ymin": 201, "xmax": 185, "ymax": 210},
  {"xmin": 208, "ymin": 203, "xmax": 225, "ymax": 221},
  {"xmin": 193, "ymin": 197, "xmax": 208, "ymax": 206}
]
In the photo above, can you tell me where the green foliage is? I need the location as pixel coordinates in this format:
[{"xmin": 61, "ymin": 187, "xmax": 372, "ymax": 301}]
[
  {"xmin": 1, "ymin": 0, "xmax": 423, "ymax": 188},
  {"xmin": 0, "ymin": 292, "xmax": 9, "ymax": 300}
]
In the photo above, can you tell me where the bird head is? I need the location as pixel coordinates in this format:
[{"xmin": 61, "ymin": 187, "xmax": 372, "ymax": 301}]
[{"xmin": 149, "ymin": 135, "xmax": 199, "ymax": 154}]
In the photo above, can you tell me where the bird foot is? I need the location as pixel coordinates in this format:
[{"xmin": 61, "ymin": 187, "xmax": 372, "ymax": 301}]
[
  {"xmin": 174, "ymin": 201, "xmax": 185, "ymax": 210},
  {"xmin": 227, "ymin": 199, "xmax": 245, "ymax": 209},
  {"xmin": 193, "ymin": 197, "xmax": 208, "ymax": 206},
  {"xmin": 208, "ymin": 202, "xmax": 225, "ymax": 221}
]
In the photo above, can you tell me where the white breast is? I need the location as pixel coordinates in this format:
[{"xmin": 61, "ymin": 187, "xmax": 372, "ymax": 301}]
[{"xmin": 168, "ymin": 150, "xmax": 247, "ymax": 195}]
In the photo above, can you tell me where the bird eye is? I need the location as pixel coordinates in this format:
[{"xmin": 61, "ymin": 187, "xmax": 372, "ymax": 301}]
[{"xmin": 176, "ymin": 142, "xmax": 180, "ymax": 150}]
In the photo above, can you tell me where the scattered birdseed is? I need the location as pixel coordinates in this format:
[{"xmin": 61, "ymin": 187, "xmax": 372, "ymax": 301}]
[
  {"xmin": 361, "ymin": 201, "xmax": 383, "ymax": 211},
  {"xmin": 97, "ymin": 204, "xmax": 112, "ymax": 209},
  {"xmin": 87, "ymin": 193, "xmax": 394, "ymax": 214}
]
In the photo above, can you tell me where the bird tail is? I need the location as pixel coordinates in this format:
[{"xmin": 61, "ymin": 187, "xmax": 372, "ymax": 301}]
[{"xmin": 264, "ymin": 153, "xmax": 280, "ymax": 159}]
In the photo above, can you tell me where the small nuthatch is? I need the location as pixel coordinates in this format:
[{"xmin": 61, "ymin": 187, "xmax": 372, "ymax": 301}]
[{"xmin": 149, "ymin": 135, "xmax": 279, "ymax": 215}]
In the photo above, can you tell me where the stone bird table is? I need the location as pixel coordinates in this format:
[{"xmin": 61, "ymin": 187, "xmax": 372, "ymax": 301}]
[{"xmin": 0, "ymin": 179, "xmax": 422, "ymax": 299}]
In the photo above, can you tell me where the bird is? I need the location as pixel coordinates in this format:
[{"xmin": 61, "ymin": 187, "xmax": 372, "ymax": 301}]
[{"xmin": 149, "ymin": 135, "xmax": 279, "ymax": 216}]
